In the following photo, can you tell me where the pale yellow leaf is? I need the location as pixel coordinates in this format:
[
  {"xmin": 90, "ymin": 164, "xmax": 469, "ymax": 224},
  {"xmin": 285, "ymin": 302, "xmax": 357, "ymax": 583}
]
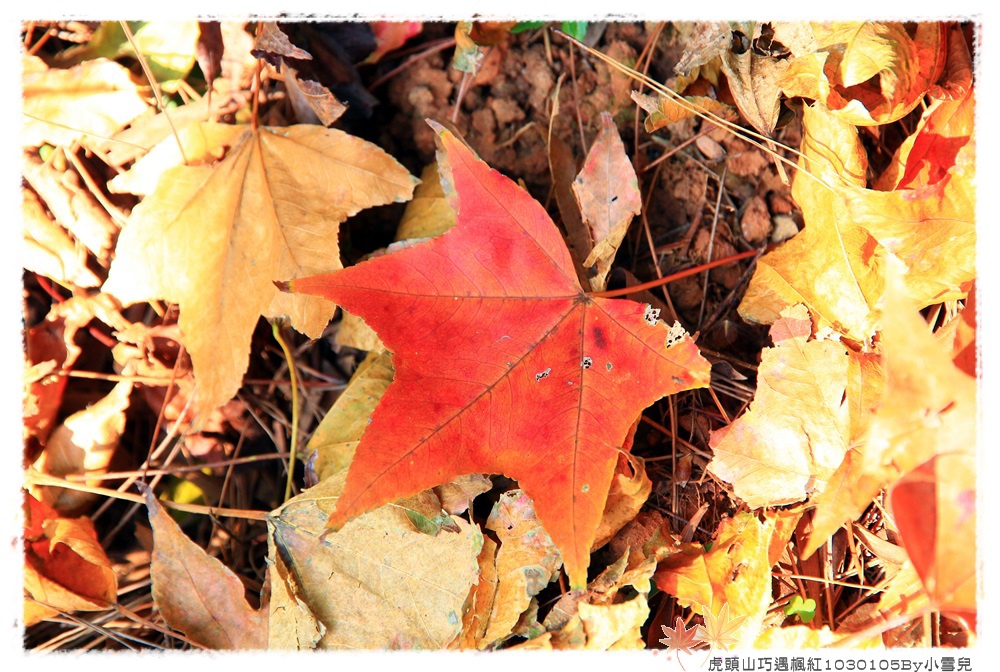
[
  {"xmin": 708, "ymin": 304, "xmax": 850, "ymax": 508},
  {"xmin": 104, "ymin": 124, "xmax": 418, "ymax": 420},
  {"xmin": 267, "ymin": 474, "xmax": 481, "ymax": 649},
  {"xmin": 22, "ymin": 55, "xmax": 148, "ymax": 148}
]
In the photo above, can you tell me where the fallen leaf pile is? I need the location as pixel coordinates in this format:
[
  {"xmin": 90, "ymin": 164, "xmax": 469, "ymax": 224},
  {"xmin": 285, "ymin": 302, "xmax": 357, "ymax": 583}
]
[{"xmin": 21, "ymin": 19, "xmax": 977, "ymax": 653}]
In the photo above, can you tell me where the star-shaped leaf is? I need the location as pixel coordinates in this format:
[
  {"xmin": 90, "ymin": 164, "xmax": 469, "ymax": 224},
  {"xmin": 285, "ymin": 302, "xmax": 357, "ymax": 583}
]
[
  {"xmin": 659, "ymin": 616, "xmax": 700, "ymax": 655},
  {"xmin": 697, "ymin": 602, "xmax": 747, "ymax": 651},
  {"xmin": 284, "ymin": 124, "xmax": 711, "ymax": 588},
  {"xmin": 104, "ymin": 122, "xmax": 418, "ymax": 420}
]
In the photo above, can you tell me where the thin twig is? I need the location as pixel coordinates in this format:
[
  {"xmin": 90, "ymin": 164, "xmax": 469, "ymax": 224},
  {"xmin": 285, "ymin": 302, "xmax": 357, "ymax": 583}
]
[
  {"xmin": 120, "ymin": 21, "xmax": 188, "ymax": 165},
  {"xmin": 26, "ymin": 469, "xmax": 270, "ymax": 520}
]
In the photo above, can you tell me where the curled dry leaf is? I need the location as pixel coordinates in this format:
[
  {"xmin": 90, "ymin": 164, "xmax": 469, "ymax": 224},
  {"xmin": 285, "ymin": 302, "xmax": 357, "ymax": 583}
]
[
  {"xmin": 449, "ymin": 535, "xmax": 499, "ymax": 649},
  {"xmin": 251, "ymin": 21, "xmax": 311, "ymax": 62},
  {"xmin": 24, "ymin": 493, "xmax": 118, "ymax": 626},
  {"xmin": 719, "ymin": 22, "xmax": 792, "ymax": 136},
  {"xmin": 781, "ymin": 22, "xmax": 946, "ymax": 126},
  {"xmin": 286, "ymin": 125, "xmax": 711, "ymax": 588},
  {"xmin": 141, "ymin": 483, "xmax": 267, "ymax": 649},
  {"xmin": 631, "ymin": 90, "xmax": 738, "ymax": 131},
  {"xmin": 23, "ymin": 187, "xmax": 100, "ymax": 288},
  {"xmin": 280, "ymin": 62, "xmax": 347, "ymax": 127},
  {"xmin": 30, "ymin": 380, "xmax": 133, "ymax": 516},
  {"xmin": 23, "ymin": 151, "xmax": 118, "ymax": 262},
  {"xmin": 104, "ymin": 122, "xmax": 418, "ymax": 421},
  {"xmin": 592, "ymin": 445, "xmax": 651, "ymax": 551},
  {"xmin": 479, "ymin": 490, "xmax": 562, "ymax": 648}
]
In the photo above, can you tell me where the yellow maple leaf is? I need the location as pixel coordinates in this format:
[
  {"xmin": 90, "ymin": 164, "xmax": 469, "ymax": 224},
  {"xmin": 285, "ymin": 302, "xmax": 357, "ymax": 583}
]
[{"xmin": 104, "ymin": 123, "xmax": 418, "ymax": 420}]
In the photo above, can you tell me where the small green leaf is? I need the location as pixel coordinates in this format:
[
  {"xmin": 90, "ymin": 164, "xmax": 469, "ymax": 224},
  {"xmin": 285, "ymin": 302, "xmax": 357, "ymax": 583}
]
[
  {"xmin": 511, "ymin": 21, "xmax": 546, "ymax": 34},
  {"xmin": 783, "ymin": 595, "xmax": 817, "ymax": 623},
  {"xmin": 561, "ymin": 21, "xmax": 588, "ymax": 42},
  {"xmin": 404, "ymin": 507, "xmax": 461, "ymax": 536}
]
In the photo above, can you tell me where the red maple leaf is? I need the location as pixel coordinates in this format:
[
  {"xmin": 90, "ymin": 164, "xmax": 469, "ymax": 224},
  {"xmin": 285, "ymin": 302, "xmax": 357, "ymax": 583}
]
[
  {"xmin": 659, "ymin": 616, "xmax": 701, "ymax": 655},
  {"xmin": 283, "ymin": 124, "xmax": 711, "ymax": 587}
]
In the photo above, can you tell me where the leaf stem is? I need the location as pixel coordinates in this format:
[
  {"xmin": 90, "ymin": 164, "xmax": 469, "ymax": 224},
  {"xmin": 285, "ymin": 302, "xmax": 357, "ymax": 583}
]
[
  {"xmin": 271, "ymin": 320, "xmax": 301, "ymax": 502},
  {"xmin": 589, "ymin": 248, "xmax": 761, "ymax": 299}
]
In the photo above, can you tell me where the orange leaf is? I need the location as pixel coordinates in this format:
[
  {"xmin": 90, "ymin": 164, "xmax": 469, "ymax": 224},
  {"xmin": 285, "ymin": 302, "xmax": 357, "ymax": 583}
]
[
  {"xmin": 286, "ymin": 125, "xmax": 712, "ymax": 588},
  {"xmin": 780, "ymin": 22, "xmax": 946, "ymax": 126},
  {"xmin": 23, "ymin": 493, "xmax": 117, "ymax": 626},
  {"xmin": 653, "ymin": 512, "xmax": 791, "ymax": 648}
]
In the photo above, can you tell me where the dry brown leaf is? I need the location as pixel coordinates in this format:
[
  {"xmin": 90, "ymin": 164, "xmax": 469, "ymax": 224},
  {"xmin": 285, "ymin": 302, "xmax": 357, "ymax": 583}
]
[
  {"xmin": 449, "ymin": 535, "xmax": 499, "ymax": 649},
  {"xmin": 631, "ymin": 90, "xmax": 738, "ymax": 131},
  {"xmin": 547, "ymin": 132, "xmax": 592, "ymax": 286},
  {"xmin": 719, "ymin": 23, "xmax": 791, "ymax": 136},
  {"xmin": 29, "ymin": 380, "xmax": 132, "ymax": 516},
  {"xmin": 480, "ymin": 490, "xmax": 562, "ymax": 648},
  {"xmin": 24, "ymin": 493, "xmax": 117, "ymax": 626},
  {"xmin": 280, "ymin": 62, "xmax": 347, "ymax": 127},
  {"xmin": 267, "ymin": 473, "xmax": 481, "ymax": 649},
  {"xmin": 22, "ymin": 54, "xmax": 148, "ymax": 148},
  {"xmin": 104, "ymin": 122, "xmax": 418, "ymax": 421},
  {"xmin": 434, "ymin": 474, "xmax": 492, "ymax": 516},
  {"xmin": 708, "ymin": 304, "xmax": 850, "ymax": 508},
  {"xmin": 142, "ymin": 483, "xmax": 266, "ymax": 649},
  {"xmin": 573, "ymin": 112, "xmax": 641, "ymax": 292},
  {"xmin": 266, "ymin": 539, "xmax": 326, "ymax": 650},
  {"xmin": 252, "ymin": 21, "xmax": 311, "ymax": 61}
]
